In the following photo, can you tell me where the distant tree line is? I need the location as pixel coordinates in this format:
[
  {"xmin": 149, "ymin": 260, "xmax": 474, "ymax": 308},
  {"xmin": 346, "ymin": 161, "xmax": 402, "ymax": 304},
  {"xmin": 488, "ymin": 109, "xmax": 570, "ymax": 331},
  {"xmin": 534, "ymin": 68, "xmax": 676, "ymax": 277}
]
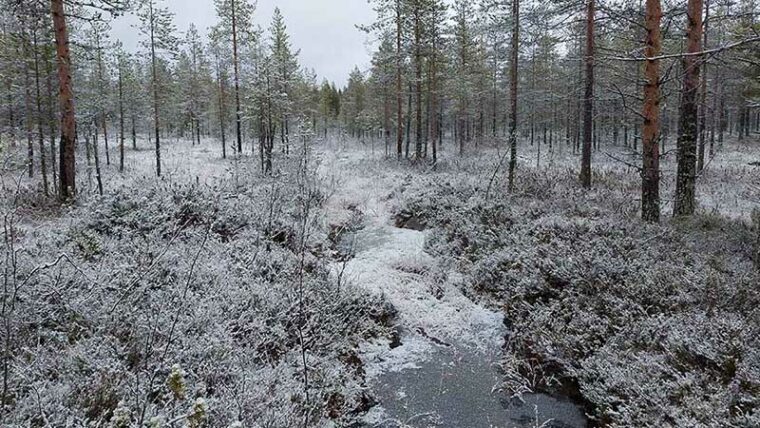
[{"xmin": 0, "ymin": 0, "xmax": 757, "ymax": 222}]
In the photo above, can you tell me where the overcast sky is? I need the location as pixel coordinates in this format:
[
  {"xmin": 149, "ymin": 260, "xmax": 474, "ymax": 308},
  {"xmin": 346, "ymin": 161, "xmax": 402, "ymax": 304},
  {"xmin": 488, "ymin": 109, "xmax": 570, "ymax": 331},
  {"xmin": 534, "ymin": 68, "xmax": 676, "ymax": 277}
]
[{"xmin": 111, "ymin": 0, "xmax": 376, "ymax": 87}]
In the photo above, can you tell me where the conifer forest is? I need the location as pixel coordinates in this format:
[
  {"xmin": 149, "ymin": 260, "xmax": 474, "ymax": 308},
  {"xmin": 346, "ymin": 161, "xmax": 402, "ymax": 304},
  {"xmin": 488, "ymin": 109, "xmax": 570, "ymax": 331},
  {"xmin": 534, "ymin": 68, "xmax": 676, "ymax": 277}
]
[{"xmin": 0, "ymin": 0, "xmax": 759, "ymax": 426}]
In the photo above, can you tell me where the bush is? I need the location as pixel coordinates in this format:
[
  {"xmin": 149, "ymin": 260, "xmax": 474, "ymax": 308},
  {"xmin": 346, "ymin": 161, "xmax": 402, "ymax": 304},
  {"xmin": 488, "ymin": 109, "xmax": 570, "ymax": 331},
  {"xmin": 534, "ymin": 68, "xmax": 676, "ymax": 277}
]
[{"xmin": 396, "ymin": 169, "xmax": 760, "ymax": 427}]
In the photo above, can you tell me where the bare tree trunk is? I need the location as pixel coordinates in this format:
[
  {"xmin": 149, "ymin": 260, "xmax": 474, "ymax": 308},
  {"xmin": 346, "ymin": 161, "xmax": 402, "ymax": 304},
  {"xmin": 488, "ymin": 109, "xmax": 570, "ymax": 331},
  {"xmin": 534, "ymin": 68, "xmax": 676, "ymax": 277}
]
[
  {"xmin": 85, "ymin": 133, "xmax": 92, "ymax": 188},
  {"xmin": 674, "ymin": 0, "xmax": 703, "ymax": 217},
  {"xmin": 697, "ymin": 0, "xmax": 710, "ymax": 172},
  {"xmin": 413, "ymin": 2, "xmax": 423, "ymax": 160},
  {"xmin": 131, "ymin": 114, "xmax": 137, "ymax": 150},
  {"xmin": 642, "ymin": 0, "xmax": 662, "ymax": 223},
  {"xmin": 231, "ymin": 0, "xmax": 243, "ymax": 154},
  {"xmin": 384, "ymin": 88, "xmax": 391, "ymax": 157},
  {"xmin": 634, "ymin": 0, "xmax": 642, "ymax": 154},
  {"xmin": 94, "ymin": 32, "xmax": 110, "ymax": 166},
  {"xmin": 23, "ymin": 33, "xmax": 34, "ymax": 179},
  {"xmin": 580, "ymin": 0, "xmax": 595, "ymax": 188},
  {"xmin": 217, "ymin": 60, "xmax": 227, "ymax": 159},
  {"xmin": 430, "ymin": 30, "xmax": 439, "ymax": 166},
  {"xmin": 507, "ymin": 0, "xmax": 519, "ymax": 193},
  {"xmin": 32, "ymin": 27, "xmax": 49, "ymax": 196},
  {"xmin": 44, "ymin": 44, "xmax": 57, "ymax": 193},
  {"xmin": 92, "ymin": 124, "xmax": 103, "ymax": 196},
  {"xmin": 405, "ymin": 83, "xmax": 412, "ymax": 159},
  {"xmin": 396, "ymin": 0, "xmax": 403, "ymax": 160},
  {"xmin": 118, "ymin": 58, "xmax": 125, "ymax": 172},
  {"xmin": 5, "ymin": 41, "xmax": 15, "ymax": 149},
  {"xmin": 148, "ymin": 0, "xmax": 162, "ymax": 176}
]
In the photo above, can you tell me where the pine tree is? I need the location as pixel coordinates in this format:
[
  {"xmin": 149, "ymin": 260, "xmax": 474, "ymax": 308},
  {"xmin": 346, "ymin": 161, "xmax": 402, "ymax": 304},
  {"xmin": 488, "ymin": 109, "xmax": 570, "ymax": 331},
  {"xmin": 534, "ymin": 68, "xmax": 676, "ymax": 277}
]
[
  {"xmin": 136, "ymin": 0, "xmax": 178, "ymax": 177},
  {"xmin": 506, "ymin": 0, "xmax": 519, "ymax": 193},
  {"xmin": 48, "ymin": 0, "xmax": 127, "ymax": 198},
  {"xmin": 641, "ymin": 0, "xmax": 662, "ymax": 222},
  {"xmin": 215, "ymin": 0, "xmax": 254, "ymax": 154},
  {"xmin": 579, "ymin": 0, "xmax": 595, "ymax": 189},
  {"xmin": 269, "ymin": 7, "xmax": 299, "ymax": 155},
  {"xmin": 673, "ymin": 0, "xmax": 703, "ymax": 217}
]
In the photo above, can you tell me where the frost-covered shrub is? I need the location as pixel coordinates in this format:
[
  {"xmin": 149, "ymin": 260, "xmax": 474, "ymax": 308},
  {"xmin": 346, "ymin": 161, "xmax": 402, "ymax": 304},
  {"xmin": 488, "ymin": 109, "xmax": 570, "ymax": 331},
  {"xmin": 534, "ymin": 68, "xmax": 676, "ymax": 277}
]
[
  {"xmin": 3, "ymin": 157, "xmax": 393, "ymax": 427},
  {"xmin": 396, "ymin": 166, "xmax": 760, "ymax": 427}
]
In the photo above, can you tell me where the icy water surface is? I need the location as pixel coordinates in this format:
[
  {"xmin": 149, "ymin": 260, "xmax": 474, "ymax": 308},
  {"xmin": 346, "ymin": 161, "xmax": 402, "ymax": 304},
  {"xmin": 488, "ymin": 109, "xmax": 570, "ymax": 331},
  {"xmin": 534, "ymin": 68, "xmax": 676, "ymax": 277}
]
[
  {"xmin": 340, "ymin": 227, "xmax": 588, "ymax": 428},
  {"xmin": 367, "ymin": 346, "xmax": 588, "ymax": 428}
]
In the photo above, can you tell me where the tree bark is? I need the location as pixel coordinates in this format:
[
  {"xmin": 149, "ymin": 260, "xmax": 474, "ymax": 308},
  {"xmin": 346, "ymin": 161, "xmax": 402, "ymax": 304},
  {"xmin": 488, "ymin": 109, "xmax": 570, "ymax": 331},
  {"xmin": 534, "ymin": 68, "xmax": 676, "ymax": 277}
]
[
  {"xmin": 674, "ymin": 0, "xmax": 703, "ymax": 217},
  {"xmin": 44, "ymin": 44, "xmax": 57, "ymax": 193},
  {"xmin": 641, "ymin": 0, "xmax": 662, "ymax": 223},
  {"xmin": 92, "ymin": 125, "xmax": 103, "ymax": 196},
  {"xmin": 413, "ymin": 1, "xmax": 423, "ymax": 160},
  {"xmin": 95, "ymin": 34, "xmax": 110, "ymax": 166},
  {"xmin": 697, "ymin": 0, "xmax": 710, "ymax": 172},
  {"xmin": 118, "ymin": 57, "xmax": 125, "ymax": 172},
  {"xmin": 217, "ymin": 59, "xmax": 227, "ymax": 159},
  {"xmin": 149, "ymin": 0, "xmax": 162, "ymax": 176},
  {"xmin": 430, "ymin": 26, "xmax": 439, "ymax": 166},
  {"xmin": 231, "ymin": 0, "xmax": 243, "ymax": 153},
  {"xmin": 580, "ymin": 0, "xmax": 595, "ymax": 188},
  {"xmin": 23, "ymin": 33, "xmax": 34, "ymax": 179},
  {"xmin": 32, "ymin": 28, "xmax": 49, "ymax": 196},
  {"xmin": 507, "ymin": 0, "xmax": 519, "ymax": 193},
  {"xmin": 395, "ymin": 0, "xmax": 403, "ymax": 160}
]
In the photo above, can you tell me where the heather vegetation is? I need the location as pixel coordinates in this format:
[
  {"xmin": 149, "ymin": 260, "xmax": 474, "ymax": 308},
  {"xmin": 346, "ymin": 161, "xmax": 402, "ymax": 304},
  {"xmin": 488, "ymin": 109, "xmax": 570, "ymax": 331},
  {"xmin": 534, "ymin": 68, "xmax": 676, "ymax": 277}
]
[{"xmin": 0, "ymin": 0, "xmax": 758, "ymax": 426}]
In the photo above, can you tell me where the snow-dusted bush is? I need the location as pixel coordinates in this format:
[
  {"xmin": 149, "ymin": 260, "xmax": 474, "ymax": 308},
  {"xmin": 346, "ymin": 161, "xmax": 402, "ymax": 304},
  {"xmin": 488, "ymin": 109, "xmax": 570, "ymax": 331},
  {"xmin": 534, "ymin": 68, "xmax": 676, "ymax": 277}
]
[
  {"xmin": 2, "ymin": 155, "xmax": 393, "ymax": 426},
  {"xmin": 396, "ymin": 163, "xmax": 760, "ymax": 427}
]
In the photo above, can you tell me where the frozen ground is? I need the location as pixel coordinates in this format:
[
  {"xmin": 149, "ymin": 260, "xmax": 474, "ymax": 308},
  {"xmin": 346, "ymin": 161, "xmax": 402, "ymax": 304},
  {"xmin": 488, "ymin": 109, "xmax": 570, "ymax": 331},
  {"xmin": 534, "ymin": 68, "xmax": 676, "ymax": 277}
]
[
  {"xmin": 317, "ymin": 141, "xmax": 598, "ymax": 427},
  {"xmin": 2, "ymin": 134, "xmax": 757, "ymax": 427}
]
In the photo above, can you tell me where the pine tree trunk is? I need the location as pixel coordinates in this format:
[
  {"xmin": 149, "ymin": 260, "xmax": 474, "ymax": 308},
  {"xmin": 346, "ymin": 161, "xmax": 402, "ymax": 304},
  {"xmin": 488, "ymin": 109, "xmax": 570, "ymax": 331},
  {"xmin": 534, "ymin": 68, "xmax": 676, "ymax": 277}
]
[
  {"xmin": 23, "ymin": 34, "xmax": 34, "ymax": 179},
  {"xmin": 674, "ymin": 0, "xmax": 703, "ymax": 217},
  {"xmin": 85, "ymin": 133, "xmax": 92, "ymax": 188},
  {"xmin": 697, "ymin": 0, "xmax": 710, "ymax": 172},
  {"xmin": 217, "ymin": 59, "xmax": 227, "ymax": 159},
  {"xmin": 5, "ymin": 61, "xmax": 15, "ymax": 148},
  {"xmin": 131, "ymin": 115, "xmax": 137, "ymax": 150},
  {"xmin": 384, "ymin": 88, "xmax": 391, "ymax": 157},
  {"xmin": 149, "ymin": 0, "xmax": 162, "ymax": 177},
  {"xmin": 414, "ymin": 2, "xmax": 423, "ymax": 160},
  {"xmin": 580, "ymin": 0, "xmax": 595, "ymax": 188},
  {"xmin": 642, "ymin": 0, "xmax": 662, "ymax": 223},
  {"xmin": 32, "ymin": 28, "xmax": 49, "ymax": 196},
  {"xmin": 118, "ymin": 60, "xmax": 125, "ymax": 172},
  {"xmin": 396, "ymin": 0, "xmax": 403, "ymax": 160},
  {"xmin": 44, "ymin": 45, "xmax": 57, "ymax": 192},
  {"xmin": 92, "ymin": 126, "xmax": 103, "ymax": 196},
  {"xmin": 231, "ymin": 0, "xmax": 243, "ymax": 154},
  {"xmin": 405, "ymin": 83, "xmax": 412, "ymax": 159},
  {"xmin": 51, "ymin": 0, "xmax": 76, "ymax": 198},
  {"xmin": 507, "ymin": 0, "xmax": 519, "ymax": 193},
  {"xmin": 430, "ymin": 32, "xmax": 439, "ymax": 166}
]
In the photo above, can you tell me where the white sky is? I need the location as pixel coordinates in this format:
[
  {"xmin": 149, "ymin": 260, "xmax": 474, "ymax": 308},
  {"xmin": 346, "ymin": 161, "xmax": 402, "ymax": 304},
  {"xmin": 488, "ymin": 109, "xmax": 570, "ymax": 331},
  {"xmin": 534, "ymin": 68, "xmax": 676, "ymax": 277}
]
[{"xmin": 110, "ymin": 0, "xmax": 376, "ymax": 87}]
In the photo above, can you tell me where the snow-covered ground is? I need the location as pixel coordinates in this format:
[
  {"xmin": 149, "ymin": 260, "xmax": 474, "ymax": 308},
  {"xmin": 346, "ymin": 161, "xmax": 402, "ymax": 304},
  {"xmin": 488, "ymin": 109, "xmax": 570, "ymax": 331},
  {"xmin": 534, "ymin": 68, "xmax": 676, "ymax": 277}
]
[
  {"xmin": 2, "ymin": 134, "xmax": 757, "ymax": 427},
  {"xmin": 317, "ymin": 142, "xmax": 590, "ymax": 427}
]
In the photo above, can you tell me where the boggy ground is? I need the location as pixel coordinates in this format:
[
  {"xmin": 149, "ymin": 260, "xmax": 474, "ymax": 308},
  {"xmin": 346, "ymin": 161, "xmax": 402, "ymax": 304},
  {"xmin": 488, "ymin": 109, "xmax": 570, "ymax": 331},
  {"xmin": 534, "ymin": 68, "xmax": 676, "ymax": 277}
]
[
  {"xmin": 2, "ymin": 136, "xmax": 759, "ymax": 427},
  {"xmin": 391, "ymin": 140, "xmax": 760, "ymax": 427},
  {"xmin": 0, "ymin": 139, "xmax": 399, "ymax": 427}
]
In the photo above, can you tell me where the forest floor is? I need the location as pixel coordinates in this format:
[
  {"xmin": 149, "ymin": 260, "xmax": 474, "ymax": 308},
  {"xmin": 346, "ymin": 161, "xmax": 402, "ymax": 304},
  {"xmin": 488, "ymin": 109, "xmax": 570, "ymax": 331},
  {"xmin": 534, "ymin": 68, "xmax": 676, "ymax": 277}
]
[{"xmin": 2, "ymin": 134, "xmax": 759, "ymax": 427}]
